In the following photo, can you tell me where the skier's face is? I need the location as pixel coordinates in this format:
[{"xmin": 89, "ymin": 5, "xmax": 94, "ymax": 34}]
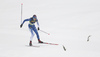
[{"xmin": 33, "ymin": 18, "xmax": 36, "ymax": 21}]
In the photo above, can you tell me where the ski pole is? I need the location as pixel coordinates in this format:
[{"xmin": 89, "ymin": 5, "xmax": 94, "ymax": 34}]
[
  {"xmin": 21, "ymin": 3, "xmax": 23, "ymax": 24},
  {"xmin": 39, "ymin": 30, "xmax": 50, "ymax": 35}
]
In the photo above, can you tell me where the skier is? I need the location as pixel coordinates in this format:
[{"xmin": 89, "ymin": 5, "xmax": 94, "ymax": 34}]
[{"xmin": 20, "ymin": 15, "xmax": 43, "ymax": 46}]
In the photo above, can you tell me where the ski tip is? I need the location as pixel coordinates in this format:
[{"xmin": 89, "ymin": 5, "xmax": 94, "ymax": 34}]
[
  {"xmin": 55, "ymin": 44, "xmax": 59, "ymax": 45},
  {"xmin": 21, "ymin": 3, "xmax": 23, "ymax": 5}
]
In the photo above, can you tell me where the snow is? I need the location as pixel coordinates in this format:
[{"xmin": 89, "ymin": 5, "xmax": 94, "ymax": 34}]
[{"xmin": 0, "ymin": 0, "xmax": 100, "ymax": 57}]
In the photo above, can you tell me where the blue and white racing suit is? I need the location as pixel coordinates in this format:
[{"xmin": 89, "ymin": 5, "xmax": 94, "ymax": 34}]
[{"xmin": 22, "ymin": 16, "xmax": 40, "ymax": 41}]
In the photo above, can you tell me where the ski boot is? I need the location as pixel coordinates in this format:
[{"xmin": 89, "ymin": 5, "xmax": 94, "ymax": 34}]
[
  {"xmin": 29, "ymin": 41, "xmax": 32, "ymax": 46},
  {"xmin": 38, "ymin": 39, "xmax": 44, "ymax": 43}
]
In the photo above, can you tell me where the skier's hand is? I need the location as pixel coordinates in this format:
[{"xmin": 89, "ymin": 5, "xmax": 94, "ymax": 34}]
[
  {"xmin": 20, "ymin": 24, "xmax": 23, "ymax": 28},
  {"xmin": 38, "ymin": 27, "xmax": 40, "ymax": 30}
]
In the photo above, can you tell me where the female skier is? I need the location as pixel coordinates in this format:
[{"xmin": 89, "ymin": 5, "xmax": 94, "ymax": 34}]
[{"xmin": 20, "ymin": 15, "xmax": 43, "ymax": 46}]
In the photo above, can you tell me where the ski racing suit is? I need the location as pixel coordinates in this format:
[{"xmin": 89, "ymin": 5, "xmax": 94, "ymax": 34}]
[{"xmin": 21, "ymin": 16, "xmax": 40, "ymax": 41}]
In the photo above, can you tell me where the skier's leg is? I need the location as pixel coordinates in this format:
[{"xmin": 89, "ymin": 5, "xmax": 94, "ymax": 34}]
[
  {"xmin": 32, "ymin": 26, "xmax": 43, "ymax": 43},
  {"xmin": 28, "ymin": 24, "xmax": 34, "ymax": 46},
  {"xmin": 29, "ymin": 28, "xmax": 34, "ymax": 46},
  {"xmin": 33, "ymin": 27, "xmax": 40, "ymax": 40},
  {"xmin": 29, "ymin": 28, "xmax": 34, "ymax": 41}
]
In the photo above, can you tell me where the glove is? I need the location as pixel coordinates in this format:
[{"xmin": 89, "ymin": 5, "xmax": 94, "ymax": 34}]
[
  {"xmin": 38, "ymin": 27, "xmax": 40, "ymax": 30},
  {"xmin": 20, "ymin": 24, "xmax": 23, "ymax": 28}
]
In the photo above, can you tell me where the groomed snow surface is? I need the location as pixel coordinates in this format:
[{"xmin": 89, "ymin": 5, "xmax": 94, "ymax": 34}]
[{"xmin": 0, "ymin": 0, "xmax": 100, "ymax": 57}]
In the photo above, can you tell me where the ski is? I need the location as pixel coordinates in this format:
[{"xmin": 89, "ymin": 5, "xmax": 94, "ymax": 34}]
[
  {"xmin": 26, "ymin": 42, "xmax": 59, "ymax": 47},
  {"xmin": 40, "ymin": 42, "xmax": 59, "ymax": 45},
  {"xmin": 25, "ymin": 45, "xmax": 40, "ymax": 47}
]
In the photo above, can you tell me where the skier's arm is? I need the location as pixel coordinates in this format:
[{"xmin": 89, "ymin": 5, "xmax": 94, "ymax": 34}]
[
  {"xmin": 37, "ymin": 19, "xmax": 40, "ymax": 30},
  {"xmin": 22, "ymin": 19, "xmax": 30, "ymax": 24},
  {"xmin": 37, "ymin": 21, "xmax": 39, "ymax": 27},
  {"xmin": 20, "ymin": 19, "xmax": 30, "ymax": 28}
]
